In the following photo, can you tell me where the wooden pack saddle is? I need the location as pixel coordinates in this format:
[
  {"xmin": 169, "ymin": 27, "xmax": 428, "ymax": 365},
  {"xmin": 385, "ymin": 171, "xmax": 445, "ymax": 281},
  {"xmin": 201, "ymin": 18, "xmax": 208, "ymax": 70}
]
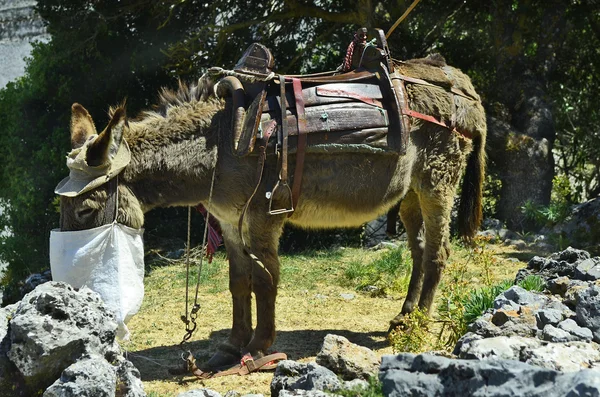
[{"xmin": 213, "ymin": 28, "xmax": 414, "ymax": 214}]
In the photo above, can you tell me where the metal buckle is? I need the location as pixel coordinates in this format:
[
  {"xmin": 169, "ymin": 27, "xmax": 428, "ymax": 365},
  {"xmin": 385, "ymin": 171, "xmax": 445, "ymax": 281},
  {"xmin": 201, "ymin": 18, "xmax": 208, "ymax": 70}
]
[{"xmin": 267, "ymin": 180, "xmax": 294, "ymax": 215}]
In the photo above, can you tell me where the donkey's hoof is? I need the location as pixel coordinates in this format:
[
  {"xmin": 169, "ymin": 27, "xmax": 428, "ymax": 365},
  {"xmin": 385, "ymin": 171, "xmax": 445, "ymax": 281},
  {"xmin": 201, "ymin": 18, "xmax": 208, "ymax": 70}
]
[
  {"xmin": 388, "ymin": 314, "xmax": 411, "ymax": 334},
  {"xmin": 205, "ymin": 346, "xmax": 241, "ymax": 371}
]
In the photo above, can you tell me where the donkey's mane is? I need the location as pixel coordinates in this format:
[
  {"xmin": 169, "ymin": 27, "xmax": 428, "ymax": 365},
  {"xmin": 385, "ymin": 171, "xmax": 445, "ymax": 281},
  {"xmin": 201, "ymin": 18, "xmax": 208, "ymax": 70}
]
[
  {"xmin": 108, "ymin": 74, "xmax": 218, "ymax": 121},
  {"xmin": 152, "ymin": 75, "xmax": 216, "ymax": 117}
]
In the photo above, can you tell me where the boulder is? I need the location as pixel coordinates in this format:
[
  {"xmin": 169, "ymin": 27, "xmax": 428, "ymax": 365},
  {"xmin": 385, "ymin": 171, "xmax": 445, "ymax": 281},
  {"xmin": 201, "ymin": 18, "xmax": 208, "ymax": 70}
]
[
  {"xmin": 379, "ymin": 353, "xmax": 600, "ymax": 397},
  {"xmin": 494, "ymin": 286, "xmax": 548, "ymax": 310},
  {"xmin": 523, "ymin": 341, "xmax": 600, "ymax": 372},
  {"xmin": 575, "ymin": 285, "xmax": 600, "ymax": 343},
  {"xmin": 550, "ymin": 247, "xmax": 591, "ymax": 264},
  {"xmin": 534, "ymin": 308, "xmax": 563, "ymax": 328},
  {"xmin": 177, "ymin": 389, "xmax": 222, "ymax": 397},
  {"xmin": 550, "ymin": 197, "xmax": 600, "ymax": 255},
  {"xmin": 455, "ymin": 335, "xmax": 540, "ymax": 360},
  {"xmin": 43, "ymin": 355, "xmax": 116, "ymax": 397},
  {"xmin": 114, "ymin": 355, "xmax": 146, "ymax": 397},
  {"xmin": 315, "ymin": 334, "xmax": 379, "ymax": 380},
  {"xmin": 557, "ymin": 319, "xmax": 593, "ymax": 342},
  {"xmin": 575, "ymin": 258, "xmax": 600, "ymax": 281},
  {"xmin": 541, "ymin": 324, "xmax": 576, "ymax": 343},
  {"xmin": 7, "ymin": 282, "xmax": 119, "ymax": 392},
  {"xmin": 278, "ymin": 391, "xmax": 329, "ymax": 397},
  {"xmin": 271, "ymin": 361, "xmax": 342, "ymax": 397}
]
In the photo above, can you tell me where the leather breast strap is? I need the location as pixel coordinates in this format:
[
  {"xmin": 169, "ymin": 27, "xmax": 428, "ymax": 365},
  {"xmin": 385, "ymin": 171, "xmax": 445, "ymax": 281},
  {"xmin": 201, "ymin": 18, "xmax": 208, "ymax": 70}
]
[{"xmin": 289, "ymin": 78, "xmax": 307, "ymax": 217}]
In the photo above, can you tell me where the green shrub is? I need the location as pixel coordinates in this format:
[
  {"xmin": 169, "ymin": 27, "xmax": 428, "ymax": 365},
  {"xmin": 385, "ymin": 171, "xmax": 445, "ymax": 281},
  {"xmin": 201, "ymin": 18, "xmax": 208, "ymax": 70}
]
[
  {"xmin": 463, "ymin": 280, "xmax": 512, "ymax": 324},
  {"xmin": 389, "ymin": 308, "xmax": 431, "ymax": 353},
  {"xmin": 517, "ymin": 275, "xmax": 545, "ymax": 292},
  {"xmin": 336, "ymin": 377, "xmax": 384, "ymax": 397},
  {"xmin": 343, "ymin": 246, "xmax": 411, "ymax": 294}
]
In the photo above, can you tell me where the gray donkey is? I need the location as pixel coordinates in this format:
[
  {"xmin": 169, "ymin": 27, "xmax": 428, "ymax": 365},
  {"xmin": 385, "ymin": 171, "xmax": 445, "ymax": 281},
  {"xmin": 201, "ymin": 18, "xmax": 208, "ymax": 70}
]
[{"xmin": 58, "ymin": 57, "xmax": 486, "ymax": 369}]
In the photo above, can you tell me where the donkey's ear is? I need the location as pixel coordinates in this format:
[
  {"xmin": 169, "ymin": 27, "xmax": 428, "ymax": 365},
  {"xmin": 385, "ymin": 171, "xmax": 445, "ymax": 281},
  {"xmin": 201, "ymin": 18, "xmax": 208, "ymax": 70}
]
[
  {"xmin": 70, "ymin": 103, "xmax": 97, "ymax": 149},
  {"xmin": 86, "ymin": 107, "xmax": 127, "ymax": 167}
]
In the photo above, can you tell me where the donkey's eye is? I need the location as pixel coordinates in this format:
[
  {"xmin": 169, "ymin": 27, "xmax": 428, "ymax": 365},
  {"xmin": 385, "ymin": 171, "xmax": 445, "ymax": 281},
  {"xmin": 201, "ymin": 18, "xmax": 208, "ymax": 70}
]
[{"xmin": 77, "ymin": 208, "xmax": 96, "ymax": 219}]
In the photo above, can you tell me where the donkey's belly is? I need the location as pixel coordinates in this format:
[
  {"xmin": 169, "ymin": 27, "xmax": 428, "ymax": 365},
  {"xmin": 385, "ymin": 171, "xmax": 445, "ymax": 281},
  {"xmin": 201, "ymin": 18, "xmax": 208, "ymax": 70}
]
[
  {"xmin": 288, "ymin": 201, "xmax": 394, "ymax": 229},
  {"xmin": 285, "ymin": 152, "xmax": 411, "ymax": 229}
]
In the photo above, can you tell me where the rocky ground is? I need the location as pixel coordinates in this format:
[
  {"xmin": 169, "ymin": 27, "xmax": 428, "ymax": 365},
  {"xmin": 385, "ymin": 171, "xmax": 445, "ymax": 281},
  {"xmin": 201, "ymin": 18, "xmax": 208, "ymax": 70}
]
[
  {"xmin": 178, "ymin": 247, "xmax": 600, "ymax": 397},
  {"xmin": 1, "ymin": 240, "xmax": 600, "ymax": 395}
]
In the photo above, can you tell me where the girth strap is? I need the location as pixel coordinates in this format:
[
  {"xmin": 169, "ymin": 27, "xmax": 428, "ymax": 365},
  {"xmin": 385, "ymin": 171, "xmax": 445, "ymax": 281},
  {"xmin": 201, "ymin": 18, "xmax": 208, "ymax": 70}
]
[
  {"xmin": 289, "ymin": 78, "xmax": 307, "ymax": 216},
  {"xmin": 279, "ymin": 75, "xmax": 289, "ymax": 185}
]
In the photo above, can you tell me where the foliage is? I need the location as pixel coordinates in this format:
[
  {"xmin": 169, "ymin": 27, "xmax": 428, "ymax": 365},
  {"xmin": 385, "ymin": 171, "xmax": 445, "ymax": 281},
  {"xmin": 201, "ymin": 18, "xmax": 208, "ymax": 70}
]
[
  {"xmin": 436, "ymin": 258, "xmax": 471, "ymax": 348},
  {"xmin": 521, "ymin": 175, "xmax": 574, "ymax": 229},
  {"xmin": 336, "ymin": 377, "xmax": 383, "ymax": 397},
  {"xmin": 389, "ymin": 307, "xmax": 431, "ymax": 353},
  {"xmin": 518, "ymin": 275, "xmax": 545, "ymax": 292},
  {"xmin": 343, "ymin": 246, "xmax": 411, "ymax": 295},
  {"xmin": 2, "ymin": 0, "xmax": 600, "ymax": 288},
  {"xmin": 462, "ymin": 280, "xmax": 513, "ymax": 325}
]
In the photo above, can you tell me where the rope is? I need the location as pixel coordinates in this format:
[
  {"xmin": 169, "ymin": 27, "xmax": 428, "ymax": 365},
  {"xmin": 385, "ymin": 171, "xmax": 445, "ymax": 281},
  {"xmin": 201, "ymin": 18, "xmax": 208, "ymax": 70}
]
[
  {"xmin": 207, "ymin": 67, "xmax": 276, "ymax": 83},
  {"xmin": 386, "ymin": 0, "xmax": 423, "ymax": 39},
  {"xmin": 179, "ymin": 159, "xmax": 219, "ymax": 347},
  {"xmin": 193, "ymin": 166, "xmax": 218, "ymax": 306}
]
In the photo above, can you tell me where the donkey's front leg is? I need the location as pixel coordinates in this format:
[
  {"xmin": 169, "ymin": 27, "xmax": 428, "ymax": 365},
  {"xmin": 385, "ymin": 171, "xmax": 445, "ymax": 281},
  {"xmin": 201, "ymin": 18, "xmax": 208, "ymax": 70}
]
[
  {"xmin": 243, "ymin": 217, "xmax": 283, "ymax": 357},
  {"xmin": 206, "ymin": 224, "xmax": 253, "ymax": 368}
]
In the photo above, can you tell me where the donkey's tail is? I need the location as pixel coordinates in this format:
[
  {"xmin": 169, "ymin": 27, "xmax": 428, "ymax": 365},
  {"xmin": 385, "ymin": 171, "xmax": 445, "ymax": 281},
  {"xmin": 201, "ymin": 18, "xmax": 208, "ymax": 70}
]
[{"xmin": 458, "ymin": 134, "xmax": 486, "ymax": 240}]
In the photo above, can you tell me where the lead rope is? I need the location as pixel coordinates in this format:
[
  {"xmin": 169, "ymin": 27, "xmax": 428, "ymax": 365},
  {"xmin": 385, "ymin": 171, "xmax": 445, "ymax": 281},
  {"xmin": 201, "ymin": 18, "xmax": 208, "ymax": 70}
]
[
  {"xmin": 386, "ymin": 0, "xmax": 422, "ymax": 39},
  {"xmin": 179, "ymin": 162, "xmax": 218, "ymax": 351}
]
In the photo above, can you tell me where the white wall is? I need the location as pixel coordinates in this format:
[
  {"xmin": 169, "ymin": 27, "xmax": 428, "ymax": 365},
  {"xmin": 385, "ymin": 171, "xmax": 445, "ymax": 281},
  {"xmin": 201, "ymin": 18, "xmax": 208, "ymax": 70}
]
[{"xmin": 0, "ymin": 0, "xmax": 49, "ymax": 88}]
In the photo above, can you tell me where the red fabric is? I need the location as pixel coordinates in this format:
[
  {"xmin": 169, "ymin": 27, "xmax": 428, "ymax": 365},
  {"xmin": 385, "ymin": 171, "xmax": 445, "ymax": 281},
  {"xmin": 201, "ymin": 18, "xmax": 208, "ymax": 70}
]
[{"xmin": 195, "ymin": 204, "xmax": 223, "ymax": 263}]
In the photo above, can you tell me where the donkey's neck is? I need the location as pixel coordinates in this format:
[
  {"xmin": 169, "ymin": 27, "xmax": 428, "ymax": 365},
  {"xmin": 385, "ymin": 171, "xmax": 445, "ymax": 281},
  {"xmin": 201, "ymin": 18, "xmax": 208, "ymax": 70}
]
[{"xmin": 121, "ymin": 100, "xmax": 224, "ymax": 212}]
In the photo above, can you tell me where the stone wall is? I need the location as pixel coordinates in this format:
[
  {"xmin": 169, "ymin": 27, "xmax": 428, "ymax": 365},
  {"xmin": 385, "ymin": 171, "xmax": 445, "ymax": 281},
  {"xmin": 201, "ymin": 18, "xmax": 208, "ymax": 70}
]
[{"xmin": 0, "ymin": 0, "xmax": 49, "ymax": 88}]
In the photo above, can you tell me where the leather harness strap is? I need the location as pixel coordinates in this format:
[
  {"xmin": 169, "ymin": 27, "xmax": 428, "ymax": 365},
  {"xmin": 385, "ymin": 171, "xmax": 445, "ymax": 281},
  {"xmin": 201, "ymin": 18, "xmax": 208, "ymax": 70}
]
[
  {"xmin": 279, "ymin": 75, "xmax": 289, "ymax": 185},
  {"xmin": 391, "ymin": 74, "xmax": 474, "ymax": 140},
  {"xmin": 290, "ymin": 78, "xmax": 307, "ymax": 216},
  {"xmin": 186, "ymin": 352, "xmax": 288, "ymax": 379},
  {"xmin": 402, "ymin": 109, "xmax": 472, "ymax": 140}
]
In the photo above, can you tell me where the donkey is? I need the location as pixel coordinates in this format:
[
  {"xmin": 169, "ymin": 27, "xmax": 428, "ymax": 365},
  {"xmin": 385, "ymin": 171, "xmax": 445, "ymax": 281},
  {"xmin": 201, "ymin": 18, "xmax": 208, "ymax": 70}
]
[{"xmin": 58, "ymin": 57, "xmax": 486, "ymax": 368}]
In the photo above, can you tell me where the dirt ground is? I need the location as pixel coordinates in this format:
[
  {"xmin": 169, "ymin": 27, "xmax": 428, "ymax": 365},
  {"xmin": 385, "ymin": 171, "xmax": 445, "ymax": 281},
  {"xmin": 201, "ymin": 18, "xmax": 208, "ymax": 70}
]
[{"xmin": 121, "ymin": 243, "xmax": 533, "ymax": 396}]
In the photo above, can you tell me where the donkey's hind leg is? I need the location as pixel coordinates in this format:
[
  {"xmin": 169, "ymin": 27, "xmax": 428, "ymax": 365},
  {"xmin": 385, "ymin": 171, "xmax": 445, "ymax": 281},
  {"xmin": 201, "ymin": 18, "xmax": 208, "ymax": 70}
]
[
  {"xmin": 206, "ymin": 224, "xmax": 252, "ymax": 368},
  {"xmin": 389, "ymin": 190, "xmax": 424, "ymax": 329},
  {"xmin": 417, "ymin": 190, "xmax": 455, "ymax": 312}
]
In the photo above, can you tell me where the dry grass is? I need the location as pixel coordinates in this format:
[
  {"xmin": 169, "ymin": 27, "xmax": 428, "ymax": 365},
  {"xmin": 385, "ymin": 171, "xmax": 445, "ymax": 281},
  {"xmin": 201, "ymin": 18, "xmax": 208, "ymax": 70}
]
[{"xmin": 121, "ymin": 241, "xmax": 531, "ymax": 396}]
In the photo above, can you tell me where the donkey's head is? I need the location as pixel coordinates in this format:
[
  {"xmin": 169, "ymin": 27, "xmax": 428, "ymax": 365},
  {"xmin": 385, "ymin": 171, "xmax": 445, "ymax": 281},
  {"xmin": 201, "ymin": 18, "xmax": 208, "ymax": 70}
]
[{"xmin": 57, "ymin": 104, "xmax": 144, "ymax": 231}]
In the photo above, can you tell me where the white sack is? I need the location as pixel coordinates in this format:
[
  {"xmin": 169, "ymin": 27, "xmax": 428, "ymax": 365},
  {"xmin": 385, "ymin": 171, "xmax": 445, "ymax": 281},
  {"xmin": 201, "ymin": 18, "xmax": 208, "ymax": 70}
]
[{"xmin": 49, "ymin": 222, "xmax": 145, "ymax": 340}]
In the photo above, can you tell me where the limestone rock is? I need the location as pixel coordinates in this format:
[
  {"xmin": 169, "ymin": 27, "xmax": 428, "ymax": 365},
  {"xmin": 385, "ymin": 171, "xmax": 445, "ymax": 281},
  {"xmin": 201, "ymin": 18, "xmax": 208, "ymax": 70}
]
[
  {"xmin": 550, "ymin": 247, "xmax": 591, "ymax": 264},
  {"xmin": 43, "ymin": 355, "xmax": 116, "ymax": 397},
  {"xmin": 575, "ymin": 258, "xmax": 600, "ymax": 281},
  {"xmin": 114, "ymin": 355, "xmax": 146, "ymax": 397},
  {"xmin": 455, "ymin": 335, "xmax": 540, "ymax": 360},
  {"xmin": 379, "ymin": 353, "xmax": 600, "ymax": 397},
  {"xmin": 575, "ymin": 285, "xmax": 600, "ymax": 343},
  {"xmin": 177, "ymin": 389, "xmax": 222, "ymax": 397},
  {"xmin": 271, "ymin": 360, "xmax": 341, "ymax": 397},
  {"xmin": 557, "ymin": 319, "xmax": 593, "ymax": 341},
  {"xmin": 523, "ymin": 341, "xmax": 600, "ymax": 372},
  {"xmin": 542, "ymin": 324, "xmax": 576, "ymax": 343},
  {"xmin": 551, "ymin": 197, "xmax": 600, "ymax": 255},
  {"xmin": 7, "ymin": 282, "xmax": 119, "ymax": 391},
  {"xmin": 546, "ymin": 276, "xmax": 571, "ymax": 296},
  {"xmin": 278, "ymin": 391, "xmax": 329, "ymax": 397},
  {"xmin": 535, "ymin": 308, "xmax": 563, "ymax": 328},
  {"xmin": 315, "ymin": 334, "xmax": 379, "ymax": 380},
  {"xmin": 494, "ymin": 286, "xmax": 548, "ymax": 310}
]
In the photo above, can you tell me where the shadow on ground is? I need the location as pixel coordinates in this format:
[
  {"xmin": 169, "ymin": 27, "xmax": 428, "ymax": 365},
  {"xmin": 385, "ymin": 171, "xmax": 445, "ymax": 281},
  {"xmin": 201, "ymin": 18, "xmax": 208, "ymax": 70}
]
[{"xmin": 127, "ymin": 328, "xmax": 388, "ymax": 382}]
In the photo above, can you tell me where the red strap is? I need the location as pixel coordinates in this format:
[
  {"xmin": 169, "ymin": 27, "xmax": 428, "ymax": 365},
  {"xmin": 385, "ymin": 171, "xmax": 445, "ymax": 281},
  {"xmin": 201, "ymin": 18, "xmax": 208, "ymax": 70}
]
[
  {"xmin": 402, "ymin": 109, "xmax": 473, "ymax": 140},
  {"xmin": 290, "ymin": 78, "xmax": 307, "ymax": 216}
]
